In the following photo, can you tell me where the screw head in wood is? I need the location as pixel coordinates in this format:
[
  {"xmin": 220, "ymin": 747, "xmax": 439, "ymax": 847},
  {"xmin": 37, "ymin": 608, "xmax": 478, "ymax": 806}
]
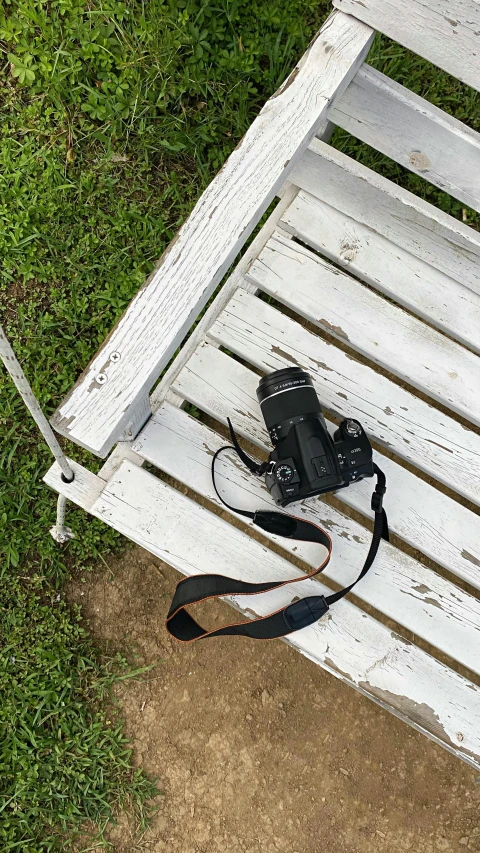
[
  {"xmin": 96, "ymin": 372, "xmax": 108, "ymax": 385},
  {"xmin": 110, "ymin": 352, "xmax": 121, "ymax": 363}
]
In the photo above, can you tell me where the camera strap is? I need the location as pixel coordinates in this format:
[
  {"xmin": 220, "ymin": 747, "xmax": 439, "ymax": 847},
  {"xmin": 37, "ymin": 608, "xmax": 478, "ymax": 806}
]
[{"xmin": 166, "ymin": 421, "xmax": 388, "ymax": 643}]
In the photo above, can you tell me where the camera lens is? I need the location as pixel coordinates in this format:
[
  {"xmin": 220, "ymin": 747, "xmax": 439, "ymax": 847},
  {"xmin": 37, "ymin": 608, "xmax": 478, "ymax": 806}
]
[{"xmin": 256, "ymin": 367, "xmax": 322, "ymax": 436}]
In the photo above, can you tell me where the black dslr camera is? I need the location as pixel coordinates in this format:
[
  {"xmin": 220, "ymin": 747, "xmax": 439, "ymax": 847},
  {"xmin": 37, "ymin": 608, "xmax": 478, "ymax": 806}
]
[
  {"xmin": 256, "ymin": 367, "xmax": 374, "ymax": 507},
  {"xmin": 169, "ymin": 369, "xmax": 387, "ymax": 644}
]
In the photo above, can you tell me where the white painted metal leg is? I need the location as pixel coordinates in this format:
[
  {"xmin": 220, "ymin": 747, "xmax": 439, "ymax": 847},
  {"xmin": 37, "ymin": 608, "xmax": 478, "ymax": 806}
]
[
  {"xmin": 0, "ymin": 323, "xmax": 75, "ymax": 544},
  {"xmin": 0, "ymin": 325, "xmax": 74, "ymax": 483},
  {"xmin": 50, "ymin": 495, "xmax": 75, "ymax": 544}
]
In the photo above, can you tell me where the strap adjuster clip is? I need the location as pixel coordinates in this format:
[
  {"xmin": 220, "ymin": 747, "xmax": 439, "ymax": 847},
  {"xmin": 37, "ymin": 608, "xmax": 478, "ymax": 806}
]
[
  {"xmin": 284, "ymin": 596, "xmax": 329, "ymax": 632},
  {"xmin": 371, "ymin": 490, "xmax": 385, "ymax": 512}
]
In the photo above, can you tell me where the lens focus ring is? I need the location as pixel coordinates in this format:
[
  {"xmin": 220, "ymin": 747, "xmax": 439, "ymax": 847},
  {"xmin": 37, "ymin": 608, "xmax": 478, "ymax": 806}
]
[{"xmin": 256, "ymin": 368, "xmax": 322, "ymax": 437}]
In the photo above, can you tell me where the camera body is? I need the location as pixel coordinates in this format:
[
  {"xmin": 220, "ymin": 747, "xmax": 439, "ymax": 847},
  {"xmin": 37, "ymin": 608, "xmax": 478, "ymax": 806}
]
[{"xmin": 257, "ymin": 368, "xmax": 374, "ymax": 507}]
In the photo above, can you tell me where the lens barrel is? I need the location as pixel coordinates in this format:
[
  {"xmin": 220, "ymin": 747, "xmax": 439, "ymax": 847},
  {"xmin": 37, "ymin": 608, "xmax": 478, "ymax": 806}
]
[{"xmin": 256, "ymin": 367, "xmax": 322, "ymax": 435}]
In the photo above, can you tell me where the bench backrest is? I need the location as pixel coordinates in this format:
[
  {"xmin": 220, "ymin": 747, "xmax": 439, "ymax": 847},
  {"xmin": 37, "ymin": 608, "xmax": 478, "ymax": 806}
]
[
  {"xmin": 51, "ymin": 2, "xmax": 480, "ymax": 457},
  {"xmin": 334, "ymin": 0, "xmax": 480, "ymax": 92}
]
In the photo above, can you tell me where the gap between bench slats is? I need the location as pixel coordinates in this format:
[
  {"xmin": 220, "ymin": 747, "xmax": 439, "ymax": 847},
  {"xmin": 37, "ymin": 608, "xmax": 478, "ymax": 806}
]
[
  {"xmin": 204, "ymin": 289, "xmax": 480, "ymax": 507},
  {"xmin": 280, "ymin": 191, "xmax": 480, "ymax": 356},
  {"xmin": 289, "ymin": 139, "xmax": 480, "ymax": 297},
  {"xmin": 246, "ymin": 231, "xmax": 480, "ymax": 426},
  {"xmin": 333, "ymin": 0, "xmax": 480, "ymax": 93},
  {"xmin": 328, "ymin": 64, "xmax": 480, "ymax": 213},
  {"xmin": 132, "ymin": 401, "xmax": 480, "ymax": 674},
  {"xmin": 43, "ymin": 457, "xmax": 480, "ymax": 769}
]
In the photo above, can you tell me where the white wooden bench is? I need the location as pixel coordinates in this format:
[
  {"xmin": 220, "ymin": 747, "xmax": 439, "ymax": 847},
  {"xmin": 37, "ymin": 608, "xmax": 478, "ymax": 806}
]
[{"xmin": 44, "ymin": 3, "xmax": 480, "ymax": 768}]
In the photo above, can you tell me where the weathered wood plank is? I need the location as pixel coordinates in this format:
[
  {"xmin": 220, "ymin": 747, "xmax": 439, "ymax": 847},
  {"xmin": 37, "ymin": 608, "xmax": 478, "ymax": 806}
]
[
  {"xmin": 281, "ymin": 191, "xmax": 480, "ymax": 355},
  {"xmin": 289, "ymin": 139, "xmax": 480, "ymax": 296},
  {"xmin": 133, "ymin": 402, "xmax": 480, "ymax": 672},
  {"xmin": 50, "ymin": 11, "xmax": 374, "ymax": 457},
  {"xmin": 333, "ymin": 0, "xmax": 480, "ymax": 92},
  {"xmin": 171, "ymin": 344, "xmax": 480, "ymax": 590},
  {"xmin": 149, "ymin": 183, "xmax": 299, "ymax": 413},
  {"xmin": 247, "ymin": 232, "xmax": 480, "ymax": 425},
  {"xmin": 43, "ymin": 458, "xmax": 104, "ymax": 511},
  {"xmin": 97, "ymin": 442, "xmax": 144, "ymax": 482},
  {"xmin": 203, "ymin": 292, "xmax": 480, "ymax": 505},
  {"xmin": 329, "ymin": 64, "xmax": 480, "ymax": 211},
  {"xmin": 43, "ymin": 456, "xmax": 480, "ymax": 769}
]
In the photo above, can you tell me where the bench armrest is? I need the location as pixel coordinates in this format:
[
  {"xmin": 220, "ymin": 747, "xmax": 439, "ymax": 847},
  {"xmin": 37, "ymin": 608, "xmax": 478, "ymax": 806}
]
[{"xmin": 51, "ymin": 10, "xmax": 373, "ymax": 456}]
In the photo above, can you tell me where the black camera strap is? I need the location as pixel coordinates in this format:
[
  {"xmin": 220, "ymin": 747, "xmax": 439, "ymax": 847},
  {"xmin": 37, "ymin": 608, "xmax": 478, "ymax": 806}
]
[{"xmin": 166, "ymin": 421, "xmax": 389, "ymax": 643}]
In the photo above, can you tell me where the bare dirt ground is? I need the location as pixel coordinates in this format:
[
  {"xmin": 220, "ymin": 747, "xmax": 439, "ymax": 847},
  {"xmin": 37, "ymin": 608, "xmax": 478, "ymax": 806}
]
[{"xmin": 70, "ymin": 546, "xmax": 480, "ymax": 853}]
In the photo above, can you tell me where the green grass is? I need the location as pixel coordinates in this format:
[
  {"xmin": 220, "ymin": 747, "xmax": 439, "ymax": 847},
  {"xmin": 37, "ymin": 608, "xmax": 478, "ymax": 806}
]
[
  {"xmin": 0, "ymin": 0, "xmax": 479, "ymax": 850},
  {"xmin": 0, "ymin": 577, "xmax": 156, "ymax": 851}
]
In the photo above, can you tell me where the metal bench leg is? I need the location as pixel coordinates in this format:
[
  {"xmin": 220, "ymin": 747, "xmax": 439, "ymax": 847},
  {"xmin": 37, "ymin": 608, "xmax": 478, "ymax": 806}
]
[{"xmin": 0, "ymin": 324, "xmax": 75, "ymax": 545}]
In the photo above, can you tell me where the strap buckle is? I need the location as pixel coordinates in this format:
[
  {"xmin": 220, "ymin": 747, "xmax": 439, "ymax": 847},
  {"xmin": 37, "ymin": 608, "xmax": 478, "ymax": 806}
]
[
  {"xmin": 371, "ymin": 482, "xmax": 386, "ymax": 513},
  {"xmin": 284, "ymin": 596, "xmax": 329, "ymax": 631}
]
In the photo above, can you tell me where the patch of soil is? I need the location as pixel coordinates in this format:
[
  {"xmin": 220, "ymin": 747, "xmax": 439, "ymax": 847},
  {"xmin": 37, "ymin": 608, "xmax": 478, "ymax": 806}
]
[{"xmin": 70, "ymin": 547, "xmax": 480, "ymax": 853}]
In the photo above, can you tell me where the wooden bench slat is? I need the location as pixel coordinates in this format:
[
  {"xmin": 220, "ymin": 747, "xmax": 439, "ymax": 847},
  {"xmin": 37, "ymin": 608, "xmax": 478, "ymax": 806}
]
[
  {"xmin": 333, "ymin": 0, "xmax": 480, "ymax": 93},
  {"xmin": 204, "ymin": 290, "xmax": 480, "ymax": 506},
  {"xmin": 329, "ymin": 64, "xmax": 480, "ymax": 212},
  {"xmin": 247, "ymin": 232, "xmax": 480, "ymax": 426},
  {"xmin": 171, "ymin": 344, "xmax": 480, "ymax": 591},
  {"xmin": 132, "ymin": 402, "xmax": 480, "ymax": 673},
  {"xmin": 49, "ymin": 11, "xmax": 374, "ymax": 457},
  {"xmin": 281, "ymin": 191, "xmax": 480, "ymax": 355},
  {"xmin": 43, "ymin": 457, "xmax": 480, "ymax": 769},
  {"xmin": 290, "ymin": 139, "xmax": 480, "ymax": 296}
]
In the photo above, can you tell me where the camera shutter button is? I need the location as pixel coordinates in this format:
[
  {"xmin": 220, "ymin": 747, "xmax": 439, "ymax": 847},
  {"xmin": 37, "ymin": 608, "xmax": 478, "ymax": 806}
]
[{"xmin": 345, "ymin": 420, "xmax": 362, "ymax": 437}]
